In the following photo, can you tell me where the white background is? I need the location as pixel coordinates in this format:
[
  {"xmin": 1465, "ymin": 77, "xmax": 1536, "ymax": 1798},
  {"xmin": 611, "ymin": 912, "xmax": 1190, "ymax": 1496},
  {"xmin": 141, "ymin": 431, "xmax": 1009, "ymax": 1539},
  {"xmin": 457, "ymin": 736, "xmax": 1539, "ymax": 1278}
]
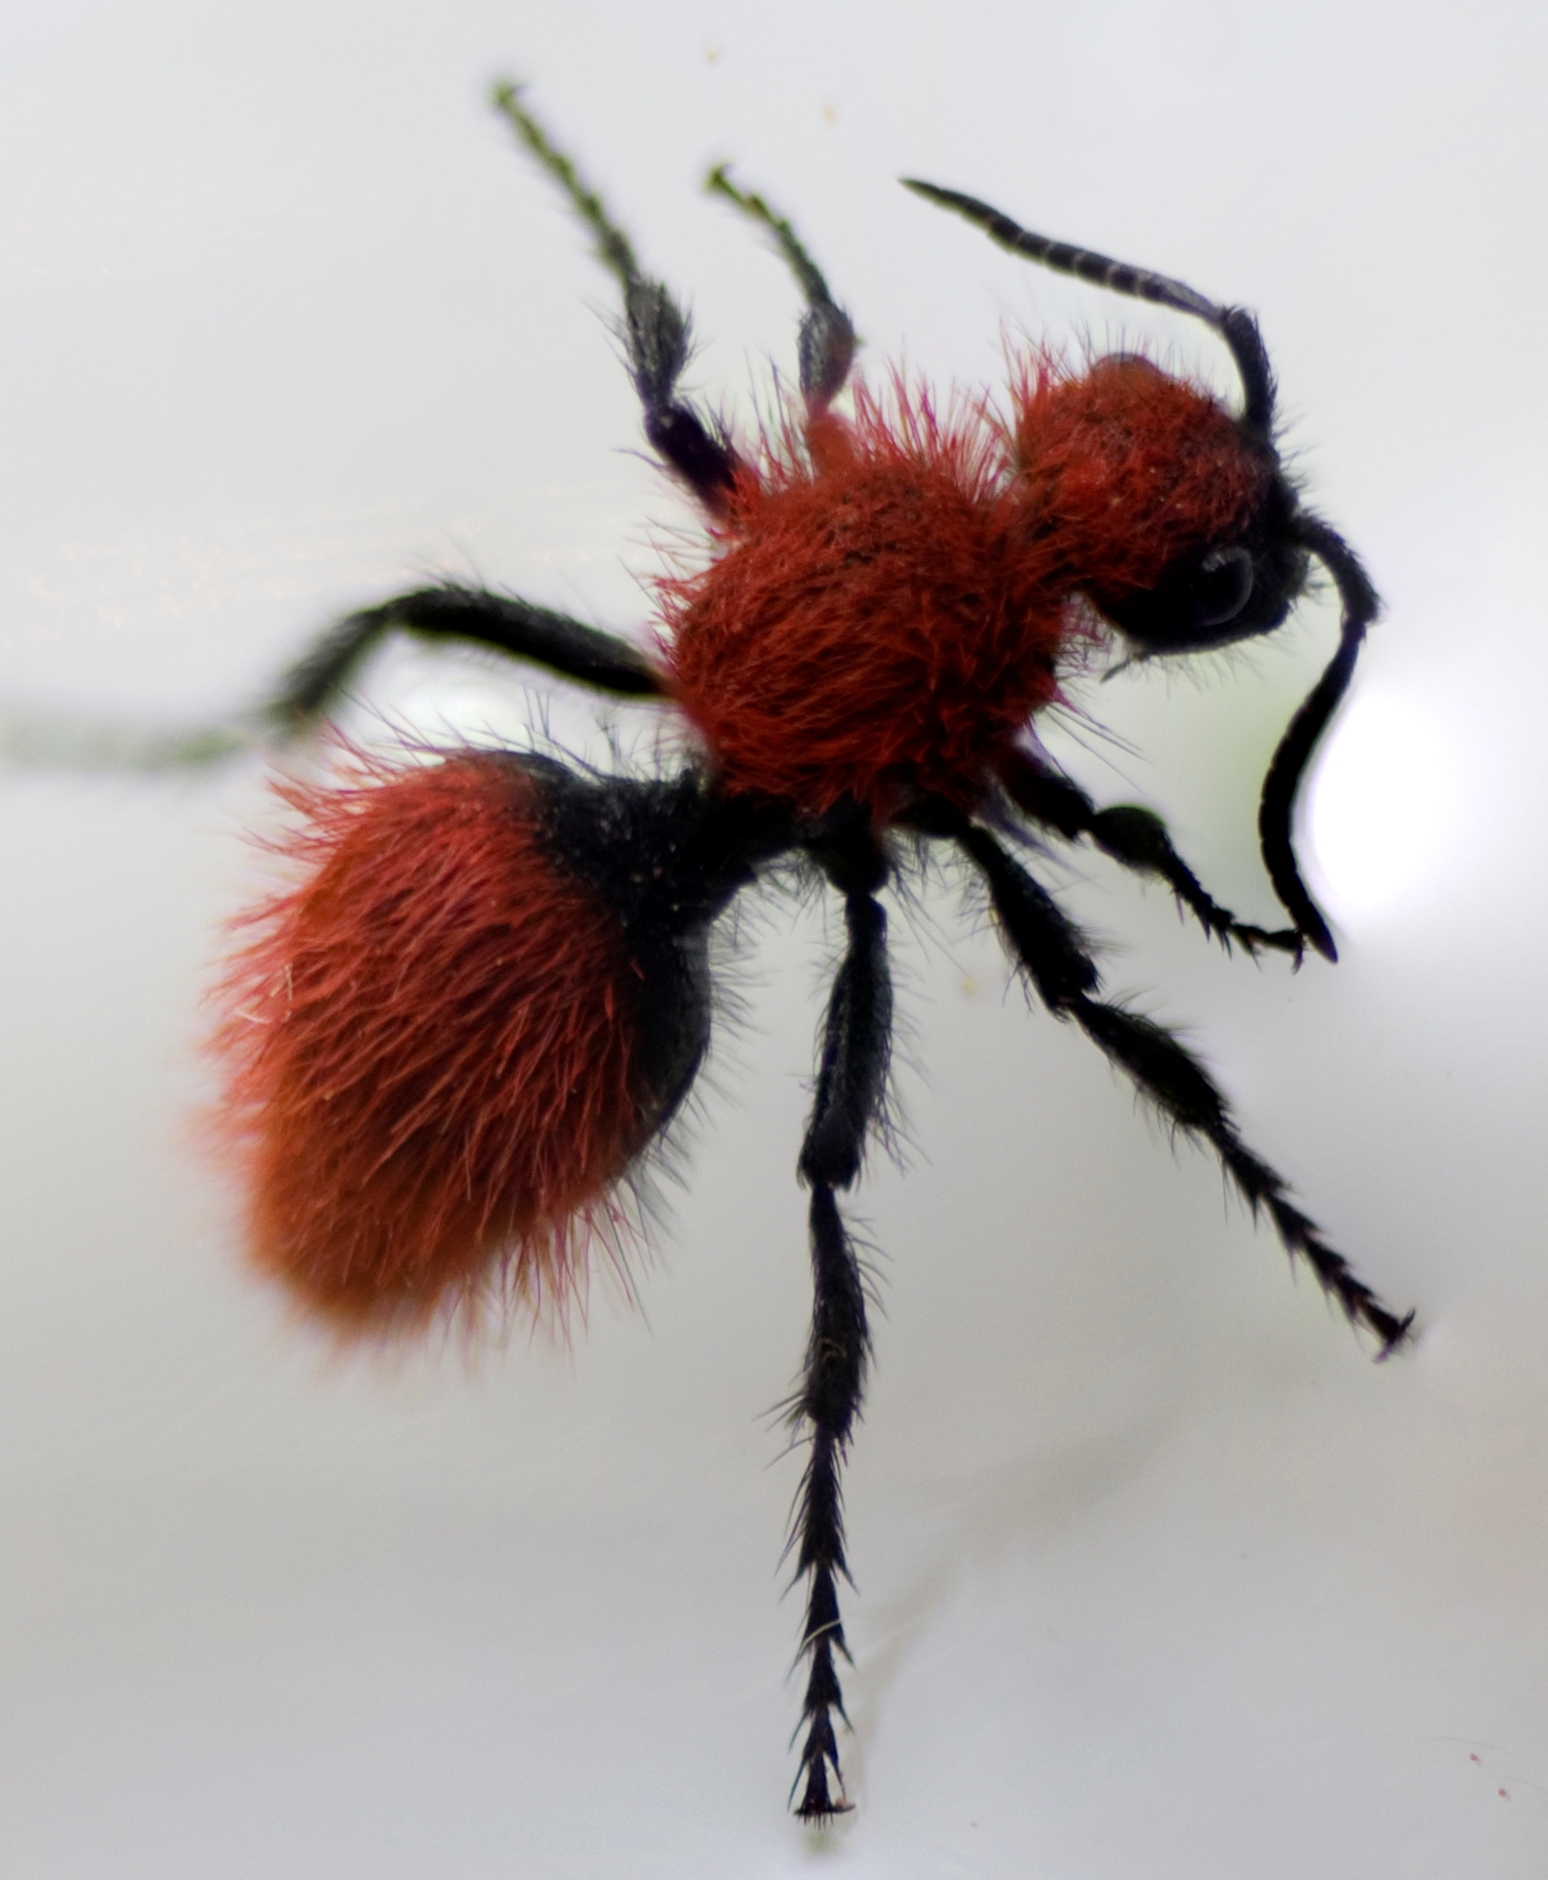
[{"xmin": 2, "ymin": 2, "xmax": 1546, "ymax": 1875}]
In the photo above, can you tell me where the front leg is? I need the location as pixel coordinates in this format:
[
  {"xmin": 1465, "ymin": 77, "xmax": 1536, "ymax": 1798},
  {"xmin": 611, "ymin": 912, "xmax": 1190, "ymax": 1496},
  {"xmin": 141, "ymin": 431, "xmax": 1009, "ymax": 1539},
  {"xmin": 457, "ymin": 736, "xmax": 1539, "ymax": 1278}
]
[{"xmin": 995, "ymin": 747, "xmax": 1305, "ymax": 962}]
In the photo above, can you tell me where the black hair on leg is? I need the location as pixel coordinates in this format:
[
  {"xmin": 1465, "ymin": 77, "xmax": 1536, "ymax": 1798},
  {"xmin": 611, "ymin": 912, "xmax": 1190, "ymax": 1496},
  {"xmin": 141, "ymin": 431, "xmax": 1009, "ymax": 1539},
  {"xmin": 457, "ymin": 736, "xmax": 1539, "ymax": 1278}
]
[
  {"xmin": 787, "ymin": 814, "xmax": 892, "ymax": 1820},
  {"xmin": 703, "ymin": 165, "xmax": 857, "ymax": 410},
  {"xmin": 491, "ymin": 83, "xmax": 741, "ymax": 506},
  {"xmin": 262, "ymin": 582, "xmax": 666, "ymax": 734},
  {"xmin": 994, "ymin": 748, "xmax": 1304, "ymax": 961},
  {"xmin": 788, "ymin": 1184, "xmax": 869, "ymax": 1822},
  {"xmin": 954, "ymin": 816, "xmax": 1414, "ymax": 1356}
]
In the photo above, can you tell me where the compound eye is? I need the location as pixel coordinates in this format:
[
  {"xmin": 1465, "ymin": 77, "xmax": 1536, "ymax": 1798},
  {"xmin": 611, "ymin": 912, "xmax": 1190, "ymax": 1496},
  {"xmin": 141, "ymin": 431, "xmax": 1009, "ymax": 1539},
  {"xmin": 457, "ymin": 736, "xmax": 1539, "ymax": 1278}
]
[{"xmin": 1194, "ymin": 546, "xmax": 1255, "ymax": 629}]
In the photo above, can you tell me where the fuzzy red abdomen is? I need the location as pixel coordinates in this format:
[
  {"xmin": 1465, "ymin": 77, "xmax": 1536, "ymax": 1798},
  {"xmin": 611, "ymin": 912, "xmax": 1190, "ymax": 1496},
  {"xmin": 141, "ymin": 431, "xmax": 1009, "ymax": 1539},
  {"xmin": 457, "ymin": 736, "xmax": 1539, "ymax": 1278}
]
[
  {"xmin": 663, "ymin": 448, "xmax": 1068, "ymax": 813},
  {"xmin": 212, "ymin": 754, "xmax": 646, "ymax": 1332}
]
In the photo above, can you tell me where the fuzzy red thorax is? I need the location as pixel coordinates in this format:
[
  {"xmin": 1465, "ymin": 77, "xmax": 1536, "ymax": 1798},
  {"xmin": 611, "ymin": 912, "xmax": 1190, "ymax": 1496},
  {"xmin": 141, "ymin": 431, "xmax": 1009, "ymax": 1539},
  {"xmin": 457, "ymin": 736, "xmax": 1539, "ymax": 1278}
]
[
  {"xmin": 212, "ymin": 754, "xmax": 647, "ymax": 1330},
  {"xmin": 663, "ymin": 357, "xmax": 1265, "ymax": 817}
]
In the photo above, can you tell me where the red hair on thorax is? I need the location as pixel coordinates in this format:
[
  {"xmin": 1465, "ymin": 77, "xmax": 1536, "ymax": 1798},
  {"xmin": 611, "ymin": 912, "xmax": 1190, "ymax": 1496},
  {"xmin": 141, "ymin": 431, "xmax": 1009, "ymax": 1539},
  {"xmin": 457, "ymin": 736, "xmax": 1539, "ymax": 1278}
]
[{"xmin": 661, "ymin": 366, "xmax": 1092, "ymax": 816}]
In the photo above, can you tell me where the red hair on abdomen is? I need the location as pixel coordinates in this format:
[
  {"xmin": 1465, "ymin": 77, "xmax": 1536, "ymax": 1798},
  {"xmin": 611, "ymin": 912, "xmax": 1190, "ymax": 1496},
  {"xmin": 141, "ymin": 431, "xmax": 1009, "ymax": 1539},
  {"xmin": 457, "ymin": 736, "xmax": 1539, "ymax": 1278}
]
[{"xmin": 211, "ymin": 752, "xmax": 646, "ymax": 1331}]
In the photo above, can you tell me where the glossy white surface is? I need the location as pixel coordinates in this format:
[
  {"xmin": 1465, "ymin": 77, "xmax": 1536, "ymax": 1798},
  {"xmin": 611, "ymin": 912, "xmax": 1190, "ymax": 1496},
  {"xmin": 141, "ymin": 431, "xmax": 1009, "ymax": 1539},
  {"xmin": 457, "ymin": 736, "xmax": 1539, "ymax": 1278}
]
[{"xmin": 2, "ymin": 3, "xmax": 1545, "ymax": 1873}]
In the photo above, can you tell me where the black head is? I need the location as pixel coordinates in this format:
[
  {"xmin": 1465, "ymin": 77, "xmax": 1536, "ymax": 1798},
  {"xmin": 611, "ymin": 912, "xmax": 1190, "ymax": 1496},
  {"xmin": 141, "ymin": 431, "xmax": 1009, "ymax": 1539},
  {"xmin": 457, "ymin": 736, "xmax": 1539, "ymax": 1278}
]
[{"xmin": 1098, "ymin": 453, "xmax": 1311, "ymax": 658}]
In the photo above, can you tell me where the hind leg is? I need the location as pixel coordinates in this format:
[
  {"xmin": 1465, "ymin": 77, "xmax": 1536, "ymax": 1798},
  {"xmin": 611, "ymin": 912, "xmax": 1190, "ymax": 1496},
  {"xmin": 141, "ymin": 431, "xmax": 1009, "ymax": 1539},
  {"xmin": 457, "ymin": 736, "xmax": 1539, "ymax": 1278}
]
[
  {"xmin": 493, "ymin": 84, "xmax": 740, "ymax": 507},
  {"xmin": 705, "ymin": 165, "xmax": 857, "ymax": 411}
]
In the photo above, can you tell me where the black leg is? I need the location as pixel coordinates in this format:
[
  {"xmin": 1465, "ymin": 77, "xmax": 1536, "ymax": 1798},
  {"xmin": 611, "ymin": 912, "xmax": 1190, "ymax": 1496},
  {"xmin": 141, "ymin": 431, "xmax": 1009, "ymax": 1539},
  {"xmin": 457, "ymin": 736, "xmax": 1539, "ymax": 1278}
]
[
  {"xmin": 8, "ymin": 578, "xmax": 667, "ymax": 766},
  {"xmin": 492, "ymin": 84, "xmax": 740, "ymax": 507},
  {"xmin": 787, "ymin": 819, "xmax": 891, "ymax": 1820},
  {"xmin": 704, "ymin": 166, "xmax": 857, "ymax": 410},
  {"xmin": 261, "ymin": 582, "xmax": 665, "ymax": 734},
  {"xmin": 995, "ymin": 748, "xmax": 1305, "ymax": 962},
  {"xmin": 955, "ymin": 816, "xmax": 1414, "ymax": 1357}
]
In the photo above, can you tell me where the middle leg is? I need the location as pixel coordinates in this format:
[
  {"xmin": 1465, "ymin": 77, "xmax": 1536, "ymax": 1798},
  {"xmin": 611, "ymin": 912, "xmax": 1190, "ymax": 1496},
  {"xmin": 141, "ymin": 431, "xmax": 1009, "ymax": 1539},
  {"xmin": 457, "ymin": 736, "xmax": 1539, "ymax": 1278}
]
[
  {"xmin": 952, "ymin": 813, "xmax": 1414, "ymax": 1355},
  {"xmin": 704, "ymin": 165, "xmax": 857, "ymax": 412}
]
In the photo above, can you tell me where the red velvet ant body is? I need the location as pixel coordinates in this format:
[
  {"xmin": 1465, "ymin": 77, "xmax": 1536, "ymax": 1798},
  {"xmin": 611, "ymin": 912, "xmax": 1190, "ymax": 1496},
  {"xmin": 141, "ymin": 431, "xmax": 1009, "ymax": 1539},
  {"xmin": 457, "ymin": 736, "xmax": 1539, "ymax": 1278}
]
[{"xmin": 214, "ymin": 86, "xmax": 1413, "ymax": 1819}]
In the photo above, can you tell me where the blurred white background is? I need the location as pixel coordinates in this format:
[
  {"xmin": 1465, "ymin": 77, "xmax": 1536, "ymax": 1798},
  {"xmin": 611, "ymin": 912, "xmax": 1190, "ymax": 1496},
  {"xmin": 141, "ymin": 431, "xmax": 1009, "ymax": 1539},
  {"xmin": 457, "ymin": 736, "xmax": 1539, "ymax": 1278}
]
[{"xmin": 2, "ymin": 2, "xmax": 1545, "ymax": 1874}]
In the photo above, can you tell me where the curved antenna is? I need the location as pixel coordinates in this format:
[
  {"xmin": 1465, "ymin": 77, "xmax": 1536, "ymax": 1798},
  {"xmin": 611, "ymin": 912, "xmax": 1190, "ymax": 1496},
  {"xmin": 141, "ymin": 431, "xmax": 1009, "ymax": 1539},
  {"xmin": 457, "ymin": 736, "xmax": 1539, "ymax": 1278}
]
[
  {"xmin": 1258, "ymin": 518, "xmax": 1380, "ymax": 962},
  {"xmin": 902, "ymin": 179, "xmax": 1276, "ymax": 434}
]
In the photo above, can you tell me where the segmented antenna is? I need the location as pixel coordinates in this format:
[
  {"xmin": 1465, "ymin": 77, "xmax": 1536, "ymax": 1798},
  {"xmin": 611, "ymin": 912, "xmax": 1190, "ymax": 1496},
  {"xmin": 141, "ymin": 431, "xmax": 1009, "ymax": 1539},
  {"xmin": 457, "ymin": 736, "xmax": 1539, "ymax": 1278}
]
[
  {"xmin": 903, "ymin": 179, "xmax": 1221, "ymax": 323},
  {"xmin": 903, "ymin": 178, "xmax": 1276, "ymax": 436}
]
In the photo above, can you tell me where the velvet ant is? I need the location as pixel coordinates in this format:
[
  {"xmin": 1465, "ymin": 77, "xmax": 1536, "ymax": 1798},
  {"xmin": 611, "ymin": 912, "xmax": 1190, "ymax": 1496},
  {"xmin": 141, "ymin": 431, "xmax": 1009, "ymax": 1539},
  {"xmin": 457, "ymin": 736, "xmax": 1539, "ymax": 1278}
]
[{"xmin": 210, "ymin": 85, "xmax": 1415, "ymax": 1821}]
